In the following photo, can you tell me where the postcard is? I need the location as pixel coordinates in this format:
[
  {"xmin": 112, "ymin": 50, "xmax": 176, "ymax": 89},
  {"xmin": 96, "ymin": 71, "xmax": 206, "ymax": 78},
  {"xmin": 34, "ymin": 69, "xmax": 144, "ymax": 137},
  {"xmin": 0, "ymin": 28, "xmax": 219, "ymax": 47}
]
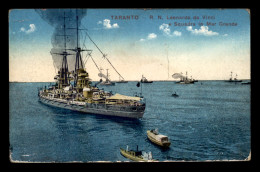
[{"xmin": 9, "ymin": 8, "xmax": 250, "ymax": 163}]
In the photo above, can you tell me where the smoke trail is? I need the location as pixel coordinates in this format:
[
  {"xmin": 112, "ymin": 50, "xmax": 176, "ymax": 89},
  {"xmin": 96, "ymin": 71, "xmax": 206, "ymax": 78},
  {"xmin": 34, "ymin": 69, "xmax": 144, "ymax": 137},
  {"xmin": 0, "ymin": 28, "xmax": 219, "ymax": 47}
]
[
  {"xmin": 35, "ymin": 9, "xmax": 87, "ymax": 72},
  {"xmin": 98, "ymin": 73, "xmax": 109, "ymax": 81},
  {"xmin": 172, "ymin": 73, "xmax": 184, "ymax": 79}
]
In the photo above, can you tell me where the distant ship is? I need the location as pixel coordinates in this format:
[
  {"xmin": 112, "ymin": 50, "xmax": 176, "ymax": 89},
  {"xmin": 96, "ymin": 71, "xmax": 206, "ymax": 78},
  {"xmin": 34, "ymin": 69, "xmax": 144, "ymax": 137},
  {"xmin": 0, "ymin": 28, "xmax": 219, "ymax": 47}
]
[
  {"xmin": 116, "ymin": 76, "xmax": 128, "ymax": 83},
  {"xmin": 98, "ymin": 69, "xmax": 115, "ymax": 86},
  {"xmin": 225, "ymin": 72, "xmax": 242, "ymax": 82},
  {"xmin": 116, "ymin": 80, "xmax": 128, "ymax": 83},
  {"xmin": 141, "ymin": 75, "xmax": 153, "ymax": 83},
  {"xmin": 38, "ymin": 10, "xmax": 145, "ymax": 119},
  {"xmin": 172, "ymin": 72, "xmax": 196, "ymax": 84}
]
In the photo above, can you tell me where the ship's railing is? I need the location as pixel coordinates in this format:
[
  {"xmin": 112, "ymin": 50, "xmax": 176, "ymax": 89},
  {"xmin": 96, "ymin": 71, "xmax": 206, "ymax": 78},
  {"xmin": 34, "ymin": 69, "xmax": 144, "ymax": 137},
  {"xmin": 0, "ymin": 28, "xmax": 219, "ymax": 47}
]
[{"xmin": 83, "ymin": 102, "xmax": 145, "ymax": 112}]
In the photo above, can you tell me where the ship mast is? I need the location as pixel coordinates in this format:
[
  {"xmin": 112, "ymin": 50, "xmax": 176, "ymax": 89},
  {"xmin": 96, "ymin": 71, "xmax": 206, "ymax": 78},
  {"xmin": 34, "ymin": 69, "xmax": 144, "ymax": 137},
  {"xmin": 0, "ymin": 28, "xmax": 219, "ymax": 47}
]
[
  {"xmin": 74, "ymin": 9, "xmax": 83, "ymax": 86},
  {"xmin": 61, "ymin": 12, "xmax": 69, "ymax": 88},
  {"xmin": 66, "ymin": 9, "xmax": 92, "ymax": 91},
  {"xmin": 74, "ymin": 9, "xmax": 84, "ymax": 74},
  {"xmin": 67, "ymin": 9, "xmax": 89, "ymax": 87},
  {"xmin": 52, "ymin": 12, "xmax": 71, "ymax": 89}
]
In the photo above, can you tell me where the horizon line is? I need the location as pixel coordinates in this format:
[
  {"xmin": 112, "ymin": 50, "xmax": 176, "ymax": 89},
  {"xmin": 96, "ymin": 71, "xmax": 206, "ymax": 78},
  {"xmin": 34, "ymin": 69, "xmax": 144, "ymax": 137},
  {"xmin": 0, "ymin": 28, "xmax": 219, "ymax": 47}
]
[{"xmin": 9, "ymin": 79, "xmax": 251, "ymax": 83}]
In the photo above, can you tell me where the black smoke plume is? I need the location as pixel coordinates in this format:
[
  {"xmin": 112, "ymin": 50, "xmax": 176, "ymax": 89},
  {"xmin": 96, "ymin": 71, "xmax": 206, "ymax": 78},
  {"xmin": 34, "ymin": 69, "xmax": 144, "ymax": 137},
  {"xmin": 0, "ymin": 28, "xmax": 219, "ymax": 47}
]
[{"xmin": 35, "ymin": 9, "xmax": 87, "ymax": 72}]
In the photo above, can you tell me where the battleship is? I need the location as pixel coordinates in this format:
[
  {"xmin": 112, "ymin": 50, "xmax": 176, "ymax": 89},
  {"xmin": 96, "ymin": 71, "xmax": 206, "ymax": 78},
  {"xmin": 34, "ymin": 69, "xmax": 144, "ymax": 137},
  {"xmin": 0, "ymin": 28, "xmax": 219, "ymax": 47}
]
[
  {"xmin": 172, "ymin": 72, "xmax": 196, "ymax": 84},
  {"xmin": 38, "ymin": 10, "xmax": 145, "ymax": 119},
  {"xmin": 225, "ymin": 72, "xmax": 242, "ymax": 83}
]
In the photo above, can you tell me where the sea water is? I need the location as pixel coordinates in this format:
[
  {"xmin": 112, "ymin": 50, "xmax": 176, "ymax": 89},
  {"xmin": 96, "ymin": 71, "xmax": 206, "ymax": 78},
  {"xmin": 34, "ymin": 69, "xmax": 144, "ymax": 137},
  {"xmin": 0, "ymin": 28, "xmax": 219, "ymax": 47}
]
[{"xmin": 9, "ymin": 81, "xmax": 250, "ymax": 162}]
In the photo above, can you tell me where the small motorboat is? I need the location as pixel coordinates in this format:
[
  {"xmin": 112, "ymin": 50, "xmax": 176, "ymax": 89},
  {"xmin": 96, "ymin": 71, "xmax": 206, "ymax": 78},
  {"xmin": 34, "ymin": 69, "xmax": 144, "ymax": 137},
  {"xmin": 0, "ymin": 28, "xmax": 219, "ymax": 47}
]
[
  {"xmin": 147, "ymin": 129, "xmax": 171, "ymax": 148},
  {"xmin": 172, "ymin": 92, "xmax": 179, "ymax": 97},
  {"xmin": 141, "ymin": 75, "xmax": 153, "ymax": 83},
  {"xmin": 241, "ymin": 81, "xmax": 251, "ymax": 85},
  {"xmin": 120, "ymin": 145, "xmax": 155, "ymax": 162}
]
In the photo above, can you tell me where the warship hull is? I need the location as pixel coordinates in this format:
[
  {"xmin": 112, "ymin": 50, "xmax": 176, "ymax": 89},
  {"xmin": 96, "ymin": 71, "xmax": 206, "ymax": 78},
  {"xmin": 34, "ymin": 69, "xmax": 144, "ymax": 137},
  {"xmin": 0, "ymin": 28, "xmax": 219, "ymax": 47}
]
[{"xmin": 38, "ymin": 96, "xmax": 145, "ymax": 119}]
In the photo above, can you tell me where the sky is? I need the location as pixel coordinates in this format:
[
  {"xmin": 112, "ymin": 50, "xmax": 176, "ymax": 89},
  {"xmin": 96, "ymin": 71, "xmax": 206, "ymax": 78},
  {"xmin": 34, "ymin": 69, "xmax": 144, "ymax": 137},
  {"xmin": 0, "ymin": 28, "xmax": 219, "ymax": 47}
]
[{"xmin": 9, "ymin": 9, "xmax": 250, "ymax": 82}]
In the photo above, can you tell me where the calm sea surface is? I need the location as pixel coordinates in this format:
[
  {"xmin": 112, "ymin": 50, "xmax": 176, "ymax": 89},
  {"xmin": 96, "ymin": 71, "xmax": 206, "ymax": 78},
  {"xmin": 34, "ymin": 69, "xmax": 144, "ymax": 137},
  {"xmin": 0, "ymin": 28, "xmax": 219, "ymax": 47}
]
[{"xmin": 9, "ymin": 81, "xmax": 250, "ymax": 162}]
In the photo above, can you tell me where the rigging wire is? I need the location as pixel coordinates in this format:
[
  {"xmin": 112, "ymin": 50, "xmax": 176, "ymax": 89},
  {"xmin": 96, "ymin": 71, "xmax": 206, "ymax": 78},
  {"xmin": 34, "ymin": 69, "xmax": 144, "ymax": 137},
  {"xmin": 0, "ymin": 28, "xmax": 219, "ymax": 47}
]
[
  {"xmin": 84, "ymin": 55, "xmax": 90, "ymax": 65},
  {"xmin": 83, "ymin": 29, "xmax": 125, "ymax": 80},
  {"xmin": 89, "ymin": 54, "xmax": 102, "ymax": 74}
]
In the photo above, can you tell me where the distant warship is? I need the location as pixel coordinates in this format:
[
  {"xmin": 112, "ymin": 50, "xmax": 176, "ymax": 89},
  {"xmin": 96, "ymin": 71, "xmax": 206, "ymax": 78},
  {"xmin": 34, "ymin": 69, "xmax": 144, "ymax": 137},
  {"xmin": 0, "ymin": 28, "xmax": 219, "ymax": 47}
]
[
  {"xmin": 225, "ymin": 72, "xmax": 242, "ymax": 83},
  {"xmin": 172, "ymin": 72, "xmax": 197, "ymax": 84},
  {"xmin": 38, "ymin": 10, "xmax": 145, "ymax": 118},
  {"xmin": 98, "ymin": 68, "xmax": 115, "ymax": 86},
  {"xmin": 116, "ymin": 76, "xmax": 128, "ymax": 83}
]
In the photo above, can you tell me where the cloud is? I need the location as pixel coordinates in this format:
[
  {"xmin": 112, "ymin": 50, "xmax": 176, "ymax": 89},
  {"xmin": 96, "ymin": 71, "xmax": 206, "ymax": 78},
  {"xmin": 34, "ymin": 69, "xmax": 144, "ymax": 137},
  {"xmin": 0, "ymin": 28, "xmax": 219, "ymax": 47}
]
[
  {"xmin": 223, "ymin": 34, "xmax": 228, "ymax": 36},
  {"xmin": 173, "ymin": 31, "xmax": 182, "ymax": 36},
  {"xmin": 98, "ymin": 19, "xmax": 119, "ymax": 29},
  {"xmin": 186, "ymin": 26, "xmax": 219, "ymax": 36},
  {"xmin": 139, "ymin": 33, "xmax": 157, "ymax": 42},
  {"xmin": 159, "ymin": 23, "xmax": 171, "ymax": 35},
  {"xmin": 159, "ymin": 23, "xmax": 181, "ymax": 37},
  {"xmin": 147, "ymin": 33, "xmax": 157, "ymax": 39},
  {"xmin": 20, "ymin": 24, "xmax": 36, "ymax": 34},
  {"xmin": 186, "ymin": 26, "xmax": 193, "ymax": 32}
]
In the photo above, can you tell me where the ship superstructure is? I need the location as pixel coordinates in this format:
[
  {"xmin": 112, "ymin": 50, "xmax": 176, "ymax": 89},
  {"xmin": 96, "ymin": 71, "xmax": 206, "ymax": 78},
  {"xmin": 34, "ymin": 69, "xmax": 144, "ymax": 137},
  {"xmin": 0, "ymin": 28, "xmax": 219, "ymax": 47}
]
[{"xmin": 38, "ymin": 10, "xmax": 145, "ymax": 118}]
